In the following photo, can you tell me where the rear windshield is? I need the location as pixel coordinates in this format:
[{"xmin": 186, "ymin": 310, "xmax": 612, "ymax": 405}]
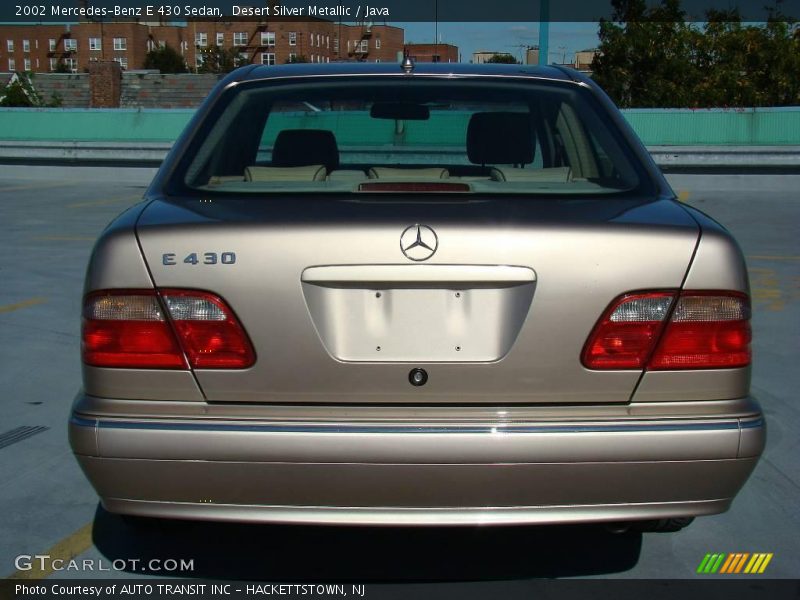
[{"xmin": 174, "ymin": 77, "xmax": 650, "ymax": 196}]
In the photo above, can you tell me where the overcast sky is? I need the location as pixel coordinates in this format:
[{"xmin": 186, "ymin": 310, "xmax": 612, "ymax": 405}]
[{"xmin": 397, "ymin": 22, "xmax": 601, "ymax": 63}]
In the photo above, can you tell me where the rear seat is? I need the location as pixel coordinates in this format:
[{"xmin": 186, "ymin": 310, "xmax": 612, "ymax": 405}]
[
  {"xmin": 466, "ymin": 111, "xmax": 572, "ymax": 183},
  {"xmin": 490, "ymin": 166, "xmax": 571, "ymax": 182},
  {"xmin": 245, "ymin": 165, "xmax": 327, "ymax": 182},
  {"xmin": 368, "ymin": 167, "xmax": 449, "ymax": 179}
]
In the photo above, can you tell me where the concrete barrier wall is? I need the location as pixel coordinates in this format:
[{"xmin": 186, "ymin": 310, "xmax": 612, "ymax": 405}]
[
  {"xmin": 29, "ymin": 74, "xmax": 91, "ymax": 108},
  {"xmin": 1, "ymin": 106, "xmax": 799, "ymax": 145},
  {"xmin": 121, "ymin": 73, "xmax": 223, "ymax": 108}
]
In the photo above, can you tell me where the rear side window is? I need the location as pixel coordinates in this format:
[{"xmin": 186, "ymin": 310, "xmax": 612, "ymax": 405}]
[{"xmin": 177, "ymin": 78, "xmax": 648, "ymax": 196}]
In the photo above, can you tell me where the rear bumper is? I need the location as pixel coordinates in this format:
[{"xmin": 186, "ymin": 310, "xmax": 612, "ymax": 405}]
[{"xmin": 69, "ymin": 399, "xmax": 765, "ymax": 526}]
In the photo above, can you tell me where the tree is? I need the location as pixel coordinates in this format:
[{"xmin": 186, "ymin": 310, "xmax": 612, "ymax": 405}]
[
  {"xmin": 143, "ymin": 44, "xmax": 188, "ymax": 73},
  {"xmin": 0, "ymin": 72, "xmax": 61, "ymax": 107},
  {"xmin": 486, "ymin": 53, "xmax": 519, "ymax": 64},
  {"xmin": 287, "ymin": 55, "xmax": 309, "ymax": 63},
  {"xmin": 592, "ymin": 0, "xmax": 699, "ymax": 107},
  {"xmin": 592, "ymin": 0, "xmax": 800, "ymax": 107},
  {"xmin": 197, "ymin": 45, "xmax": 248, "ymax": 73}
]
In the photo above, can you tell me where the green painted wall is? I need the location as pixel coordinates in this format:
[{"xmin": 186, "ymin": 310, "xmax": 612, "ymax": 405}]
[
  {"xmin": 622, "ymin": 108, "xmax": 800, "ymax": 145},
  {"xmin": 1, "ymin": 107, "xmax": 799, "ymax": 145},
  {"xmin": 0, "ymin": 108, "xmax": 195, "ymax": 142}
]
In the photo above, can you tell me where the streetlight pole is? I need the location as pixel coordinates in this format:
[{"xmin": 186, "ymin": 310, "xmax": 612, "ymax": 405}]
[{"xmin": 538, "ymin": 0, "xmax": 549, "ymax": 66}]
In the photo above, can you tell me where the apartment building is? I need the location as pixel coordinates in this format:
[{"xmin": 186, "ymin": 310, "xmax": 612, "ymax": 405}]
[
  {"xmin": 404, "ymin": 43, "xmax": 459, "ymax": 63},
  {"xmin": 0, "ymin": 20, "xmax": 404, "ymax": 73}
]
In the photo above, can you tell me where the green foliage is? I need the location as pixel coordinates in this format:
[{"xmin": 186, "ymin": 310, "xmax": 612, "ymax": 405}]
[
  {"xmin": 486, "ymin": 54, "xmax": 520, "ymax": 64},
  {"xmin": 46, "ymin": 91, "xmax": 63, "ymax": 108},
  {"xmin": 592, "ymin": 0, "xmax": 800, "ymax": 107},
  {"xmin": 0, "ymin": 73, "xmax": 44, "ymax": 107},
  {"xmin": 287, "ymin": 55, "xmax": 309, "ymax": 63},
  {"xmin": 143, "ymin": 44, "xmax": 188, "ymax": 74},
  {"xmin": 197, "ymin": 45, "xmax": 249, "ymax": 73}
]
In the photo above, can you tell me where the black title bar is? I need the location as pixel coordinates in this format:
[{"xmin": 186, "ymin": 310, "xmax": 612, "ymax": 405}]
[{"xmin": 3, "ymin": 0, "xmax": 799, "ymax": 23}]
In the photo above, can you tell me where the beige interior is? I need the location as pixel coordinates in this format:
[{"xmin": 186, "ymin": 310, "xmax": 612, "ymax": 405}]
[
  {"xmin": 244, "ymin": 165, "xmax": 327, "ymax": 182},
  {"xmin": 368, "ymin": 167, "xmax": 450, "ymax": 180},
  {"xmin": 490, "ymin": 166, "xmax": 572, "ymax": 183}
]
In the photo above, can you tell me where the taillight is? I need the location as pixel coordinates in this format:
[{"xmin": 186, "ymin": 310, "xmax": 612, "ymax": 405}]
[
  {"xmin": 82, "ymin": 290, "xmax": 255, "ymax": 370},
  {"xmin": 582, "ymin": 291, "xmax": 750, "ymax": 371},
  {"xmin": 160, "ymin": 289, "xmax": 255, "ymax": 369},
  {"xmin": 649, "ymin": 292, "xmax": 751, "ymax": 370}
]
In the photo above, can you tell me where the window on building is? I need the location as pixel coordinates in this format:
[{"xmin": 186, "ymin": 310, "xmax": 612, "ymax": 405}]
[
  {"xmin": 65, "ymin": 58, "xmax": 77, "ymax": 72},
  {"xmin": 24, "ymin": 58, "xmax": 31, "ymax": 71},
  {"xmin": 317, "ymin": 34, "xmax": 321, "ymax": 47},
  {"xmin": 216, "ymin": 33, "xmax": 224, "ymax": 46},
  {"xmin": 195, "ymin": 54, "xmax": 204, "ymax": 68},
  {"xmin": 375, "ymin": 38, "xmax": 381, "ymax": 49},
  {"xmin": 375, "ymin": 58, "xmax": 380, "ymax": 63},
  {"xmin": 233, "ymin": 32, "xmax": 247, "ymax": 46},
  {"xmin": 7, "ymin": 40, "xmax": 14, "ymax": 52},
  {"xmin": 194, "ymin": 33, "xmax": 207, "ymax": 48},
  {"xmin": 23, "ymin": 39, "xmax": 30, "ymax": 52},
  {"xmin": 326, "ymin": 36, "xmax": 330, "ymax": 48},
  {"xmin": 49, "ymin": 58, "xmax": 57, "ymax": 71},
  {"xmin": 358, "ymin": 40, "xmax": 368, "ymax": 53},
  {"xmin": 114, "ymin": 56, "xmax": 128, "ymax": 69},
  {"xmin": 8, "ymin": 58, "xmax": 16, "ymax": 71},
  {"xmin": 89, "ymin": 37, "xmax": 102, "ymax": 51},
  {"xmin": 159, "ymin": 40, "xmax": 166, "ymax": 49},
  {"xmin": 261, "ymin": 31, "xmax": 275, "ymax": 47},
  {"xmin": 64, "ymin": 39, "xmax": 77, "ymax": 52},
  {"xmin": 288, "ymin": 52, "xmax": 297, "ymax": 62},
  {"xmin": 261, "ymin": 52, "xmax": 276, "ymax": 65},
  {"xmin": 49, "ymin": 39, "xmax": 56, "ymax": 51},
  {"xmin": 288, "ymin": 32, "xmax": 297, "ymax": 46},
  {"xmin": 239, "ymin": 52, "xmax": 249, "ymax": 64},
  {"xmin": 333, "ymin": 37, "xmax": 338, "ymax": 52}
]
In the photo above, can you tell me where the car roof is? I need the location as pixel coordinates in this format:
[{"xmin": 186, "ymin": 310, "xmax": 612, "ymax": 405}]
[{"xmin": 237, "ymin": 62, "xmax": 581, "ymax": 83}]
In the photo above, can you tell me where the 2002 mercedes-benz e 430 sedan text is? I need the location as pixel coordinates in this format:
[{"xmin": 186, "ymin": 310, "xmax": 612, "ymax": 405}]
[{"xmin": 69, "ymin": 63, "xmax": 765, "ymax": 531}]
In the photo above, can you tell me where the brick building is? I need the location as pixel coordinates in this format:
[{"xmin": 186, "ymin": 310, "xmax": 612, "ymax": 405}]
[
  {"xmin": 404, "ymin": 43, "xmax": 459, "ymax": 63},
  {"xmin": 0, "ymin": 19, "xmax": 404, "ymax": 74}
]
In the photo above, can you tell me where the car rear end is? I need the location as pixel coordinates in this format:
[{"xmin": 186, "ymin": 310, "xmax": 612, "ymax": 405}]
[{"xmin": 69, "ymin": 64, "xmax": 764, "ymax": 527}]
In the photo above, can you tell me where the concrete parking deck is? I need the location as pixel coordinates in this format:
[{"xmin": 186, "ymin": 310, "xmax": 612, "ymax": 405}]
[{"xmin": 1, "ymin": 166, "xmax": 798, "ymax": 585}]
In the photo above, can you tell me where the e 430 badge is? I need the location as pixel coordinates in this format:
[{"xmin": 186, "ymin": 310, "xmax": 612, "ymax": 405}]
[{"xmin": 162, "ymin": 252, "xmax": 236, "ymax": 266}]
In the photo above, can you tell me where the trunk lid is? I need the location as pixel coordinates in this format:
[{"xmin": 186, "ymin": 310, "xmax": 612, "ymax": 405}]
[{"xmin": 135, "ymin": 195, "xmax": 698, "ymax": 404}]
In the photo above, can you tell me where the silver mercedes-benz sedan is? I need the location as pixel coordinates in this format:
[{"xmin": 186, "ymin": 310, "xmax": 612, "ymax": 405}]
[{"xmin": 69, "ymin": 63, "xmax": 764, "ymax": 531}]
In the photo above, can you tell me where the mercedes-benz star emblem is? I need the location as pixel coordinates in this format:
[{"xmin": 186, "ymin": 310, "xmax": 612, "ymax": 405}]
[{"xmin": 400, "ymin": 224, "xmax": 438, "ymax": 262}]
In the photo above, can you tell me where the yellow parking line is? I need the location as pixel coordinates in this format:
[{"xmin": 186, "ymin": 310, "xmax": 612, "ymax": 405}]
[
  {"xmin": 68, "ymin": 195, "xmax": 142, "ymax": 209},
  {"xmin": 748, "ymin": 255, "xmax": 800, "ymax": 262},
  {"xmin": 8, "ymin": 523, "xmax": 94, "ymax": 580},
  {"xmin": 32, "ymin": 235, "xmax": 95, "ymax": 241},
  {"xmin": 0, "ymin": 298, "xmax": 46, "ymax": 314}
]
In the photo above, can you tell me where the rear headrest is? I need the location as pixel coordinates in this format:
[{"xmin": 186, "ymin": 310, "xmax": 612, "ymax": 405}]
[
  {"xmin": 272, "ymin": 129, "xmax": 340, "ymax": 171},
  {"xmin": 467, "ymin": 112, "xmax": 534, "ymax": 166}
]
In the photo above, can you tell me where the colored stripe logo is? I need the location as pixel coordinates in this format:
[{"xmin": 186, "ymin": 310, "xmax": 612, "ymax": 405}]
[{"xmin": 697, "ymin": 553, "xmax": 773, "ymax": 574}]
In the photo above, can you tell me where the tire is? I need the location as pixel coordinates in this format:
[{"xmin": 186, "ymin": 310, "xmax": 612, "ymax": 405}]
[
  {"xmin": 633, "ymin": 517, "xmax": 695, "ymax": 532},
  {"xmin": 120, "ymin": 514, "xmax": 173, "ymax": 532}
]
